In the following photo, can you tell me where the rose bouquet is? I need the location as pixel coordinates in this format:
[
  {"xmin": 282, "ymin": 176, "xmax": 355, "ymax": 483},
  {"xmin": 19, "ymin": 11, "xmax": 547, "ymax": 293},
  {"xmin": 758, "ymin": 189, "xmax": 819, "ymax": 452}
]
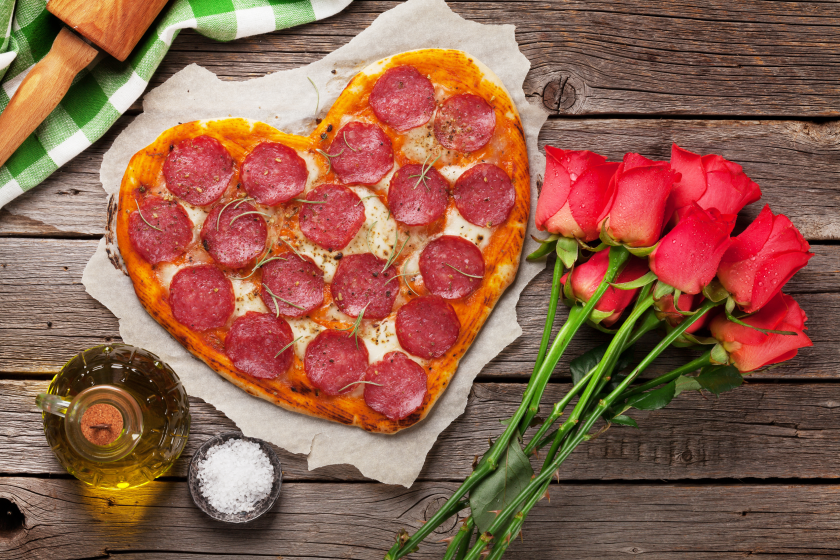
[{"xmin": 385, "ymin": 144, "xmax": 813, "ymax": 560}]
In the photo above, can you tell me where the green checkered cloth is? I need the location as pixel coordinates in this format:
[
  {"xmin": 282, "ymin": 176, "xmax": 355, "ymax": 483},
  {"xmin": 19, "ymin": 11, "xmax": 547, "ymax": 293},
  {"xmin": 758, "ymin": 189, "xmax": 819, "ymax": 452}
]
[{"xmin": 0, "ymin": 0, "xmax": 351, "ymax": 208}]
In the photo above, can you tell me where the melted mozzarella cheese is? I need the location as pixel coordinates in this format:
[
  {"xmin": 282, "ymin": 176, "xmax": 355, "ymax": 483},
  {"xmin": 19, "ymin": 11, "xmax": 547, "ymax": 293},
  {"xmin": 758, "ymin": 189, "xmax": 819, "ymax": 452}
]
[
  {"xmin": 231, "ymin": 278, "xmax": 267, "ymax": 317},
  {"xmin": 360, "ymin": 318, "xmax": 409, "ymax": 364},
  {"xmin": 401, "ymin": 123, "xmax": 438, "ymax": 164},
  {"xmin": 156, "ymin": 263, "xmax": 183, "ymax": 288},
  {"xmin": 299, "ymin": 151, "xmax": 322, "ymax": 192},
  {"xmin": 287, "ymin": 317, "xmax": 324, "ymax": 360},
  {"xmin": 442, "ymin": 207, "xmax": 493, "ymax": 249}
]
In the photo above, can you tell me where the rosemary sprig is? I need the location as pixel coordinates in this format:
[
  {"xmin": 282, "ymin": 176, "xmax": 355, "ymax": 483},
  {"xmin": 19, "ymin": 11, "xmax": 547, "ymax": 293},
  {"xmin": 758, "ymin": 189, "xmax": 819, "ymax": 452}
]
[
  {"xmin": 408, "ymin": 153, "xmax": 442, "ymax": 191},
  {"xmin": 338, "ymin": 380, "xmax": 383, "ymax": 393},
  {"xmin": 278, "ymin": 236, "xmax": 304, "ymax": 260},
  {"xmin": 262, "ymin": 283, "xmax": 304, "ymax": 317},
  {"xmin": 308, "ymin": 76, "xmax": 319, "ymax": 114},
  {"xmin": 241, "ymin": 253, "xmax": 287, "ymax": 279},
  {"xmin": 337, "ymin": 303, "xmax": 369, "ymax": 349},
  {"xmin": 293, "ymin": 198, "xmax": 327, "ymax": 204},
  {"xmin": 275, "ymin": 335, "xmax": 303, "ymax": 358},
  {"xmin": 402, "ymin": 259, "xmax": 420, "ymax": 296},
  {"xmin": 217, "ymin": 196, "xmax": 254, "ymax": 230},
  {"xmin": 316, "ymin": 147, "xmax": 345, "ymax": 173},
  {"xmin": 344, "ymin": 131, "xmax": 359, "ymax": 152},
  {"xmin": 382, "ymin": 230, "xmax": 410, "ymax": 273},
  {"xmin": 356, "ymin": 195, "xmax": 379, "ymax": 206},
  {"xmin": 230, "ymin": 210, "xmax": 270, "ymax": 227},
  {"xmin": 133, "ymin": 196, "xmax": 162, "ymax": 232},
  {"xmin": 444, "ymin": 262, "xmax": 483, "ymax": 279}
]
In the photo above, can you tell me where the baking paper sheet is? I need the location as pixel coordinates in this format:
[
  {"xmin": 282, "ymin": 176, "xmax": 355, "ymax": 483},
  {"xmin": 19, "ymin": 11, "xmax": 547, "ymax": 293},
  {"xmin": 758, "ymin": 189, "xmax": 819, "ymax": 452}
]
[{"xmin": 83, "ymin": 0, "xmax": 548, "ymax": 487}]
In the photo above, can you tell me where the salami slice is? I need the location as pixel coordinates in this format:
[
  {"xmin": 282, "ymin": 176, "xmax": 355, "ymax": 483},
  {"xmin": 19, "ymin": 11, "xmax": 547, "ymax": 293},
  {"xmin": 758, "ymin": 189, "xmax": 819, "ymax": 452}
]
[
  {"xmin": 419, "ymin": 235, "xmax": 485, "ymax": 300},
  {"xmin": 169, "ymin": 265, "xmax": 235, "ymax": 331},
  {"xmin": 299, "ymin": 183, "xmax": 365, "ymax": 251},
  {"xmin": 331, "ymin": 253, "xmax": 399, "ymax": 320},
  {"xmin": 388, "ymin": 163, "xmax": 449, "ymax": 226},
  {"xmin": 128, "ymin": 195, "xmax": 193, "ymax": 265},
  {"xmin": 364, "ymin": 352, "xmax": 428, "ymax": 420},
  {"xmin": 369, "ymin": 65, "xmax": 436, "ymax": 131},
  {"xmin": 433, "ymin": 93, "xmax": 496, "ymax": 153},
  {"xmin": 260, "ymin": 252, "xmax": 325, "ymax": 317},
  {"xmin": 225, "ymin": 312, "xmax": 294, "ymax": 379},
  {"xmin": 453, "ymin": 163, "xmax": 515, "ymax": 227},
  {"xmin": 241, "ymin": 142, "xmax": 308, "ymax": 205},
  {"xmin": 304, "ymin": 329, "xmax": 369, "ymax": 395},
  {"xmin": 396, "ymin": 295, "xmax": 460, "ymax": 359},
  {"xmin": 200, "ymin": 200, "xmax": 268, "ymax": 268},
  {"xmin": 328, "ymin": 122, "xmax": 394, "ymax": 185},
  {"xmin": 163, "ymin": 135, "xmax": 234, "ymax": 206}
]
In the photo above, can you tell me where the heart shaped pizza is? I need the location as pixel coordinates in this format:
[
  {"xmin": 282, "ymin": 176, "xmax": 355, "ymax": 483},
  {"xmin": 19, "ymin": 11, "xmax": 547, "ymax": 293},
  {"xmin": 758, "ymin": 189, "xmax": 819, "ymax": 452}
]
[{"xmin": 116, "ymin": 49, "xmax": 529, "ymax": 433}]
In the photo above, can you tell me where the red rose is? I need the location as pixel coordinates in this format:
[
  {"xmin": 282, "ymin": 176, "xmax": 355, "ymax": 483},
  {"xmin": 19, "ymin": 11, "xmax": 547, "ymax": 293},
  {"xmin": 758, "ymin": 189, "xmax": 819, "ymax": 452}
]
[
  {"xmin": 654, "ymin": 293, "xmax": 710, "ymax": 334},
  {"xmin": 666, "ymin": 144, "xmax": 761, "ymax": 223},
  {"xmin": 602, "ymin": 153, "xmax": 679, "ymax": 248},
  {"xmin": 649, "ymin": 204, "xmax": 736, "ymax": 294},
  {"xmin": 709, "ymin": 292, "xmax": 812, "ymax": 372},
  {"xmin": 563, "ymin": 248, "xmax": 650, "ymax": 326},
  {"xmin": 717, "ymin": 205, "xmax": 813, "ymax": 313},
  {"xmin": 535, "ymin": 147, "xmax": 619, "ymax": 242}
]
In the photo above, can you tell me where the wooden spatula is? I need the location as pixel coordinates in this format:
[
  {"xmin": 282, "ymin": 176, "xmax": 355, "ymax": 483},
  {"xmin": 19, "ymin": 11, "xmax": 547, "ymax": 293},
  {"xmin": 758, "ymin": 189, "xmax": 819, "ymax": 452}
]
[{"xmin": 0, "ymin": 0, "xmax": 170, "ymax": 168}]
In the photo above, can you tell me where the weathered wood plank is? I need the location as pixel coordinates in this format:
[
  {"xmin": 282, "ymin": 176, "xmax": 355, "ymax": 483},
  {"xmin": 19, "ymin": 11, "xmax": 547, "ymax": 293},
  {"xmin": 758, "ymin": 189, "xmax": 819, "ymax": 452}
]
[
  {"xmin": 0, "ymin": 238, "xmax": 834, "ymax": 377},
  {"xmin": 3, "ymin": 118, "xmax": 839, "ymax": 239},
  {"xmin": 4, "ymin": 379, "xmax": 840, "ymax": 483},
  {"xmin": 1, "ymin": 477, "xmax": 839, "ymax": 559}
]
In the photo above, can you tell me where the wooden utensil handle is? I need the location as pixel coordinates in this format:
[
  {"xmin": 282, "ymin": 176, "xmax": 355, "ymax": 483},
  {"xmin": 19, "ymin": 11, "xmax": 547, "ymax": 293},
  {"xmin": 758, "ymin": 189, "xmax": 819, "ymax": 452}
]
[{"xmin": 0, "ymin": 28, "xmax": 98, "ymax": 169}]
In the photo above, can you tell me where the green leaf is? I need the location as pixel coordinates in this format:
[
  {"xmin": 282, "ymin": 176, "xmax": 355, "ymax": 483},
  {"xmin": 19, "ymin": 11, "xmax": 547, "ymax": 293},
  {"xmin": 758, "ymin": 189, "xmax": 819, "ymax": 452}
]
[
  {"xmin": 697, "ymin": 365, "xmax": 743, "ymax": 395},
  {"xmin": 610, "ymin": 414, "xmax": 639, "ymax": 428},
  {"xmin": 569, "ymin": 343, "xmax": 635, "ymax": 386},
  {"xmin": 674, "ymin": 375, "xmax": 702, "ymax": 396},
  {"xmin": 555, "ymin": 236, "xmax": 579, "ymax": 269},
  {"xmin": 469, "ymin": 432, "xmax": 534, "ymax": 533},
  {"xmin": 625, "ymin": 380, "xmax": 676, "ymax": 411}
]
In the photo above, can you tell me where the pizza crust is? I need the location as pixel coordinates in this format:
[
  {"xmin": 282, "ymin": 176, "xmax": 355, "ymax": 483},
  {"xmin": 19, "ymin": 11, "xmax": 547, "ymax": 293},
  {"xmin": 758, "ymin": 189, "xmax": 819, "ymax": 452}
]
[{"xmin": 116, "ymin": 49, "xmax": 530, "ymax": 433}]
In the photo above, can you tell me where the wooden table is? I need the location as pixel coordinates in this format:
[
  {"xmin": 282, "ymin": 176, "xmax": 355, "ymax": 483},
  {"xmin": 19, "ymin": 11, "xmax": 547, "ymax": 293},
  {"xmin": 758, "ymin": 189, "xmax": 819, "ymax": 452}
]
[{"xmin": 2, "ymin": 1, "xmax": 840, "ymax": 558}]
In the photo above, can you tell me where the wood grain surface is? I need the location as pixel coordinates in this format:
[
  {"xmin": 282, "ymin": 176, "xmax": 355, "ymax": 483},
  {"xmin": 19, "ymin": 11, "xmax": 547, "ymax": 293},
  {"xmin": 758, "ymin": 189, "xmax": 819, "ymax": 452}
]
[{"xmin": 1, "ymin": 0, "xmax": 839, "ymax": 557}]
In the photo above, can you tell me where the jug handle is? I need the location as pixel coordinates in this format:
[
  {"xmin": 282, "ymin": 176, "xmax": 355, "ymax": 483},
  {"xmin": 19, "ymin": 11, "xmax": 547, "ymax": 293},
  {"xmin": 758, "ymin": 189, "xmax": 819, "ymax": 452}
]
[{"xmin": 36, "ymin": 393, "xmax": 71, "ymax": 418}]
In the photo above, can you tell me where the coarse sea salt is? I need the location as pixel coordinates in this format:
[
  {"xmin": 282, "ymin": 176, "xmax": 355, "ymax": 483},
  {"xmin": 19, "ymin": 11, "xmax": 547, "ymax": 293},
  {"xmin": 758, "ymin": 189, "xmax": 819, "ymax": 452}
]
[{"xmin": 196, "ymin": 439, "xmax": 274, "ymax": 514}]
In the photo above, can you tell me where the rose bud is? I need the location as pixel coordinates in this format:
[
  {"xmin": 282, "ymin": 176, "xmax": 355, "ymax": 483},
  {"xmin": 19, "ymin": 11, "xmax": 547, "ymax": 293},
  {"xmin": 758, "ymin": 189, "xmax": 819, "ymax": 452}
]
[
  {"xmin": 602, "ymin": 153, "xmax": 679, "ymax": 249},
  {"xmin": 654, "ymin": 293, "xmax": 711, "ymax": 334},
  {"xmin": 649, "ymin": 204, "xmax": 736, "ymax": 295},
  {"xmin": 709, "ymin": 292, "xmax": 812, "ymax": 372},
  {"xmin": 535, "ymin": 147, "xmax": 619, "ymax": 242},
  {"xmin": 563, "ymin": 248, "xmax": 650, "ymax": 326},
  {"xmin": 717, "ymin": 204, "xmax": 813, "ymax": 313},
  {"xmin": 666, "ymin": 144, "xmax": 761, "ymax": 223}
]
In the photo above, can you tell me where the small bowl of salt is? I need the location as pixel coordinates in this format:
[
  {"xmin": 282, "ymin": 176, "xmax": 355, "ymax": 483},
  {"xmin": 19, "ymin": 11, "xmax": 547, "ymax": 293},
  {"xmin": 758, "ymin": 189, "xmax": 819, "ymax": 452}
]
[{"xmin": 188, "ymin": 432, "xmax": 282, "ymax": 523}]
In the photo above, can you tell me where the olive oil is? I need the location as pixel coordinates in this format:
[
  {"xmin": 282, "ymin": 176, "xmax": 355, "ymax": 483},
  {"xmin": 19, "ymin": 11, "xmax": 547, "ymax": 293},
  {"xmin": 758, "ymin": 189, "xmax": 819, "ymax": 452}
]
[{"xmin": 38, "ymin": 345, "xmax": 190, "ymax": 490}]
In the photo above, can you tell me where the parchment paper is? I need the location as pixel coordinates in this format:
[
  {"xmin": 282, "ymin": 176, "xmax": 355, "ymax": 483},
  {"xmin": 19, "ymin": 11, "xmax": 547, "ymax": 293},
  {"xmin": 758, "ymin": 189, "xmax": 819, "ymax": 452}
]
[{"xmin": 83, "ymin": 0, "xmax": 548, "ymax": 487}]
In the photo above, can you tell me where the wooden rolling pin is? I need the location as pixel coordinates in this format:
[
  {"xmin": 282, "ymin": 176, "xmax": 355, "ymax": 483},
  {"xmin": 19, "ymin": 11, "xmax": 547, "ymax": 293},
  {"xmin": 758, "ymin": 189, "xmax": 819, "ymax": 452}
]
[{"xmin": 0, "ymin": 0, "xmax": 169, "ymax": 168}]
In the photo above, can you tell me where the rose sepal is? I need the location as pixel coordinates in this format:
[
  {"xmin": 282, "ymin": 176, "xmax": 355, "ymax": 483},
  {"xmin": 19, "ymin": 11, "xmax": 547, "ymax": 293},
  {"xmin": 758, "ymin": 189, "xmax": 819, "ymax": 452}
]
[
  {"xmin": 653, "ymin": 280, "xmax": 675, "ymax": 300},
  {"xmin": 598, "ymin": 218, "xmax": 622, "ymax": 247},
  {"xmin": 578, "ymin": 238, "xmax": 607, "ymax": 252},
  {"xmin": 611, "ymin": 270, "xmax": 658, "ymax": 291},
  {"xmin": 627, "ymin": 242, "xmax": 660, "ymax": 258},
  {"xmin": 527, "ymin": 234, "xmax": 559, "ymax": 261},
  {"xmin": 703, "ymin": 278, "xmax": 730, "ymax": 303},
  {"xmin": 710, "ymin": 342, "xmax": 730, "ymax": 365},
  {"xmin": 555, "ymin": 236, "xmax": 579, "ymax": 269}
]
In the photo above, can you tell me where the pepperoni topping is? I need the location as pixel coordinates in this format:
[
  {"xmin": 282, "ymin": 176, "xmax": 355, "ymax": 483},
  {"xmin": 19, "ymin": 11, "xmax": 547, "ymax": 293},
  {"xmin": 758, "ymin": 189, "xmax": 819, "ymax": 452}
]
[
  {"xmin": 453, "ymin": 163, "xmax": 515, "ymax": 227},
  {"xmin": 225, "ymin": 312, "xmax": 294, "ymax": 379},
  {"xmin": 388, "ymin": 163, "xmax": 449, "ymax": 226},
  {"xmin": 163, "ymin": 135, "xmax": 234, "ymax": 206},
  {"xmin": 200, "ymin": 200, "xmax": 268, "ymax": 268},
  {"xmin": 369, "ymin": 65, "xmax": 436, "ymax": 131},
  {"xmin": 128, "ymin": 195, "xmax": 193, "ymax": 265},
  {"xmin": 169, "ymin": 265, "xmax": 235, "ymax": 331},
  {"xmin": 328, "ymin": 122, "xmax": 394, "ymax": 185},
  {"xmin": 396, "ymin": 295, "xmax": 461, "ymax": 359},
  {"xmin": 434, "ymin": 94, "xmax": 496, "ymax": 153},
  {"xmin": 419, "ymin": 236, "xmax": 485, "ymax": 300},
  {"xmin": 260, "ymin": 252, "xmax": 325, "ymax": 317},
  {"xmin": 241, "ymin": 142, "xmax": 308, "ymax": 205},
  {"xmin": 331, "ymin": 253, "xmax": 399, "ymax": 320},
  {"xmin": 304, "ymin": 330, "xmax": 369, "ymax": 395},
  {"xmin": 364, "ymin": 352, "xmax": 427, "ymax": 420},
  {"xmin": 299, "ymin": 183, "xmax": 365, "ymax": 251}
]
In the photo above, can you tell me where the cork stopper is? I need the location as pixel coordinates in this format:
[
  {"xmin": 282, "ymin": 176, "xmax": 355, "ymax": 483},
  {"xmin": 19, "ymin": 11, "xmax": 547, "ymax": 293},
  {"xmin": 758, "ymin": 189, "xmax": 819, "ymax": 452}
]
[{"xmin": 80, "ymin": 403, "xmax": 124, "ymax": 446}]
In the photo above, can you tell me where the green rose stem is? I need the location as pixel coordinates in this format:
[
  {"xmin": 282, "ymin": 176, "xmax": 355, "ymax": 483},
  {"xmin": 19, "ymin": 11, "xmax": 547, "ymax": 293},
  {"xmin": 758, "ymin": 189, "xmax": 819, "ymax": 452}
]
[
  {"xmin": 442, "ymin": 516, "xmax": 475, "ymax": 560},
  {"xmin": 619, "ymin": 350, "xmax": 713, "ymax": 400},
  {"xmin": 463, "ymin": 298, "xmax": 723, "ymax": 560},
  {"xmin": 385, "ymin": 247, "xmax": 630, "ymax": 560}
]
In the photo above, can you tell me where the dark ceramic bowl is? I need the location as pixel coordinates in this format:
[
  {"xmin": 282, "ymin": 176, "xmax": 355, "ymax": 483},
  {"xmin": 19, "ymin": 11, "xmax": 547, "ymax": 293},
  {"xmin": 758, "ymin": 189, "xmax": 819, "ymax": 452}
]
[{"xmin": 188, "ymin": 432, "xmax": 282, "ymax": 523}]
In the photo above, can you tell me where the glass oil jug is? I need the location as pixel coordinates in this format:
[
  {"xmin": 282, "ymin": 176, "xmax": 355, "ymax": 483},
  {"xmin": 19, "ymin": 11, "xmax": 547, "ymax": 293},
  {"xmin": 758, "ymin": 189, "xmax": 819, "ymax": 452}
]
[{"xmin": 36, "ymin": 344, "xmax": 191, "ymax": 490}]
